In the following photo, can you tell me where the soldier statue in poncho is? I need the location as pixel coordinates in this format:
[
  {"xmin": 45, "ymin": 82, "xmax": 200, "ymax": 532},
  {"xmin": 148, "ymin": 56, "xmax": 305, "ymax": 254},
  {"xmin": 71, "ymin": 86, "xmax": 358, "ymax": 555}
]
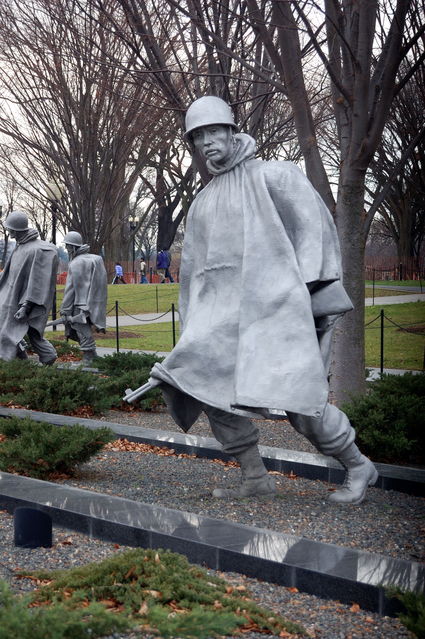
[
  {"xmin": 60, "ymin": 231, "xmax": 107, "ymax": 366},
  {"xmin": 135, "ymin": 96, "xmax": 378, "ymax": 505},
  {"xmin": 0, "ymin": 211, "xmax": 58, "ymax": 364}
]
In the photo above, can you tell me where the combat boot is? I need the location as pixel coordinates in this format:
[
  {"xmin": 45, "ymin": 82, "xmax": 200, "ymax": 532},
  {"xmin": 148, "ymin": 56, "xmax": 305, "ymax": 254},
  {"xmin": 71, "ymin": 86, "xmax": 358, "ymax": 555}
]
[
  {"xmin": 81, "ymin": 349, "xmax": 97, "ymax": 366},
  {"xmin": 328, "ymin": 443, "xmax": 378, "ymax": 505},
  {"xmin": 212, "ymin": 445, "xmax": 276, "ymax": 498}
]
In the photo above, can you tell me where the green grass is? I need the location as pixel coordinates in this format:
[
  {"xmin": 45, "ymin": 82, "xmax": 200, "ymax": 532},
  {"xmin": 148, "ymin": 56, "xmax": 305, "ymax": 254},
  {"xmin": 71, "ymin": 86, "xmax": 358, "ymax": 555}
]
[
  {"xmin": 365, "ymin": 288, "xmax": 412, "ymax": 297},
  {"xmin": 49, "ymin": 322, "xmax": 178, "ymax": 353},
  {"xmin": 365, "ymin": 279, "xmax": 423, "ymax": 288},
  {"xmin": 55, "ymin": 283, "xmax": 180, "ymax": 315},
  {"xmin": 53, "ymin": 284, "xmax": 424, "ymax": 370},
  {"xmin": 365, "ymin": 302, "xmax": 424, "ymax": 370}
]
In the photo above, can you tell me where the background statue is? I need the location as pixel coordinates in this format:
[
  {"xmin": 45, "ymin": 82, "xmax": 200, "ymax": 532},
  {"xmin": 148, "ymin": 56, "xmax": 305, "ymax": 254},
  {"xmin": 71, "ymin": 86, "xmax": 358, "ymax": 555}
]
[
  {"xmin": 142, "ymin": 96, "xmax": 378, "ymax": 505},
  {"xmin": 60, "ymin": 231, "xmax": 107, "ymax": 366},
  {"xmin": 0, "ymin": 210, "xmax": 58, "ymax": 364}
]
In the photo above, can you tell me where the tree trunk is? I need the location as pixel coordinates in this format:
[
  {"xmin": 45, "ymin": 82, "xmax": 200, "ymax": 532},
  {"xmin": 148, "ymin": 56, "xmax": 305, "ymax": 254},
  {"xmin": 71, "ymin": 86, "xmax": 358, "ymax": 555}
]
[{"xmin": 331, "ymin": 172, "xmax": 367, "ymax": 404}]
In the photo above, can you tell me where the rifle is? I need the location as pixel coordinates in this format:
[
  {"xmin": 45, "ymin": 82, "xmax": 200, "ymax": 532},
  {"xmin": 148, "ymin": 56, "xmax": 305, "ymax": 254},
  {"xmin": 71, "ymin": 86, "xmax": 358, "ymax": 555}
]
[
  {"xmin": 46, "ymin": 311, "xmax": 87, "ymax": 327},
  {"xmin": 123, "ymin": 378, "xmax": 161, "ymax": 404}
]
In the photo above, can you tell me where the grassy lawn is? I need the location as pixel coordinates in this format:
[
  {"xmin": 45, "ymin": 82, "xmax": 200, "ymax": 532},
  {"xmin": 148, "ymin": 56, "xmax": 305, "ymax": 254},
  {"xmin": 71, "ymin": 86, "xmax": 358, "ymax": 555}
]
[
  {"xmin": 365, "ymin": 279, "xmax": 424, "ymax": 288},
  {"xmin": 54, "ymin": 301, "xmax": 423, "ymax": 370},
  {"xmin": 53, "ymin": 283, "xmax": 424, "ymax": 370},
  {"xmin": 365, "ymin": 302, "xmax": 424, "ymax": 370},
  {"xmin": 365, "ymin": 288, "xmax": 412, "ymax": 297},
  {"xmin": 48, "ymin": 322, "xmax": 178, "ymax": 353},
  {"xmin": 55, "ymin": 282, "xmax": 422, "ymax": 313},
  {"xmin": 55, "ymin": 283, "xmax": 180, "ymax": 315}
]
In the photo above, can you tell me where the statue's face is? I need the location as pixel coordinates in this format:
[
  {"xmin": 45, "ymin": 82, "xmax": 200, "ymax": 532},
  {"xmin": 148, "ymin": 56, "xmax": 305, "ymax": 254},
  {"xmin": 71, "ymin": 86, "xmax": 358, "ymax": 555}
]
[
  {"xmin": 192, "ymin": 125, "xmax": 233, "ymax": 164},
  {"xmin": 66, "ymin": 244, "xmax": 77, "ymax": 259},
  {"xmin": 7, "ymin": 228, "xmax": 17, "ymax": 239}
]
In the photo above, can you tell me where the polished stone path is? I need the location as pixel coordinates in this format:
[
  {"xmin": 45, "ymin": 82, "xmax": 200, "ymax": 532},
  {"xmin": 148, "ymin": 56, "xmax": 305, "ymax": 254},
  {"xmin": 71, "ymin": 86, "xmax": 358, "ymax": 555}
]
[{"xmin": 0, "ymin": 470, "xmax": 423, "ymax": 616}]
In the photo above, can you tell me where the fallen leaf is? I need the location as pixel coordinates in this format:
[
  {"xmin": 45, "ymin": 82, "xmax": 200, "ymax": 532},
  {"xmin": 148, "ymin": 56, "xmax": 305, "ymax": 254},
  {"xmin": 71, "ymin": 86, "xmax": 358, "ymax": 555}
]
[
  {"xmin": 350, "ymin": 603, "xmax": 361, "ymax": 613},
  {"xmin": 138, "ymin": 601, "xmax": 149, "ymax": 615},
  {"xmin": 124, "ymin": 565, "xmax": 136, "ymax": 580},
  {"xmin": 143, "ymin": 589, "xmax": 161, "ymax": 598},
  {"xmin": 286, "ymin": 587, "xmax": 299, "ymax": 593}
]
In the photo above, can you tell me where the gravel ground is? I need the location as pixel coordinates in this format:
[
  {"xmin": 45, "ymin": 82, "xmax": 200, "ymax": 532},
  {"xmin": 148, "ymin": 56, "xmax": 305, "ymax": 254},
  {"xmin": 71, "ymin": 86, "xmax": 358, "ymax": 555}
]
[
  {"xmin": 0, "ymin": 409, "xmax": 421, "ymax": 638},
  {"xmin": 0, "ymin": 509, "xmax": 413, "ymax": 639},
  {"xmin": 100, "ymin": 408, "xmax": 318, "ymax": 453}
]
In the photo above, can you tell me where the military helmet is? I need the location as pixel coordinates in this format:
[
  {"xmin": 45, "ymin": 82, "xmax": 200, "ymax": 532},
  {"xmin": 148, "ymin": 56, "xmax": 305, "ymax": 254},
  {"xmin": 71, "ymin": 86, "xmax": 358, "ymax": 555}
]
[
  {"xmin": 4, "ymin": 210, "xmax": 29, "ymax": 231},
  {"xmin": 185, "ymin": 96, "xmax": 237, "ymax": 138},
  {"xmin": 63, "ymin": 231, "xmax": 83, "ymax": 247}
]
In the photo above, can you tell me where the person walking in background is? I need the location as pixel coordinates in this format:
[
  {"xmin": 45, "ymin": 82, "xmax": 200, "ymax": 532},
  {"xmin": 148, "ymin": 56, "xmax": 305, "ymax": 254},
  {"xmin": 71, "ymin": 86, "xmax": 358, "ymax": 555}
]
[
  {"xmin": 112, "ymin": 262, "xmax": 126, "ymax": 284},
  {"xmin": 164, "ymin": 250, "xmax": 175, "ymax": 283},
  {"xmin": 157, "ymin": 249, "xmax": 174, "ymax": 283},
  {"xmin": 140, "ymin": 257, "xmax": 148, "ymax": 283}
]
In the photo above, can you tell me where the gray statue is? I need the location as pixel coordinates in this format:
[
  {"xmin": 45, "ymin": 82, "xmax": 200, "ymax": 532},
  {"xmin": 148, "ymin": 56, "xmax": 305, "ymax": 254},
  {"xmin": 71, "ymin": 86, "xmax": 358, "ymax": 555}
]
[
  {"xmin": 60, "ymin": 231, "xmax": 107, "ymax": 365},
  {"xmin": 131, "ymin": 96, "xmax": 378, "ymax": 504},
  {"xmin": 0, "ymin": 210, "xmax": 58, "ymax": 364}
]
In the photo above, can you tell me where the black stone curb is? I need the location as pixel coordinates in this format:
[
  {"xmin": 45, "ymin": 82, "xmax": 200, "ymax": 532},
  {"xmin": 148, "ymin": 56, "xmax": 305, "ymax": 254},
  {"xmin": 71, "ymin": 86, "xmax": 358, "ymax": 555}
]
[
  {"xmin": 0, "ymin": 471, "xmax": 422, "ymax": 617},
  {"xmin": 0, "ymin": 408, "xmax": 423, "ymax": 497}
]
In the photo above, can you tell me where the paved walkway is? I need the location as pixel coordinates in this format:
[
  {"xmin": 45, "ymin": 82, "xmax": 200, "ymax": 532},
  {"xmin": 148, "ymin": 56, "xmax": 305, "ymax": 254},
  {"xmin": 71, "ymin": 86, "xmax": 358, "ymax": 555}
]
[
  {"xmin": 366, "ymin": 284, "xmax": 424, "ymax": 293},
  {"xmin": 365, "ymin": 292, "xmax": 425, "ymax": 306}
]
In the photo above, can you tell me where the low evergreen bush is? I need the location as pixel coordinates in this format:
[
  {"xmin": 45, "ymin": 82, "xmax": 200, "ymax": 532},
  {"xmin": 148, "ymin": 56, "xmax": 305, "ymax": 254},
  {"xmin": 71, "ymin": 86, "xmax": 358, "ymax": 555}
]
[
  {"xmin": 342, "ymin": 373, "xmax": 425, "ymax": 464},
  {"xmin": 48, "ymin": 339, "xmax": 82, "ymax": 359},
  {"xmin": 387, "ymin": 587, "xmax": 425, "ymax": 638},
  {"xmin": 0, "ymin": 360, "xmax": 38, "ymax": 400},
  {"xmin": 16, "ymin": 547, "xmax": 305, "ymax": 638},
  {"xmin": 0, "ymin": 580, "xmax": 131, "ymax": 639},
  {"xmin": 102, "ymin": 369, "xmax": 165, "ymax": 411},
  {"xmin": 0, "ymin": 417, "xmax": 114, "ymax": 478},
  {"xmin": 94, "ymin": 351, "xmax": 166, "ymax": 410},
  {"xmin": 94, "ymin": 350, "xmax": 163, "ymax": 375},
  {"xmin": 11, "ymin": 367, "xmax": 114, "ymax": 415}
]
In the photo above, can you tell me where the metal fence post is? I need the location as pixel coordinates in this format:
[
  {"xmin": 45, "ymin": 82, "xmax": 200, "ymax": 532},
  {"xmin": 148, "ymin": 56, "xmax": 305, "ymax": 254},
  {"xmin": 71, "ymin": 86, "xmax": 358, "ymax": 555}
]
[
  {"xmin": 115, "ymin": 300, "xmax": 120, "ymax": 353},
  {"xmin": 171, "ymin": 303, "xmax": 176, "ymax": 347},
  {"xmin": 380, "ymin": 309, "xmax": 384, "ymax": 376},
  {"xmin": 372, "ymin": 268, "xmax": 375, "ymax": 306}
]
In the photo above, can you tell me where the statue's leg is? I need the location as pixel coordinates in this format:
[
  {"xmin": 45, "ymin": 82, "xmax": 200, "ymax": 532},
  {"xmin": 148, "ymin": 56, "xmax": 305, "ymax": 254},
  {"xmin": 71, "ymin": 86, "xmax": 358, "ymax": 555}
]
[
  {"xmin": 203, "ymin": 405, "xmax": 276, "ymax": 498},
  {"xmin": 26, "ymin": 327, "xmax": 57, "ymax": 365},
  {"xmin": 73, "ymin": 323, "xmax": 97, "ymax": 365},
  {"xmin": 285, "ymin": 315, "xmax": 378, "ymax": 504},
  {"xmin": 286, "ymin": 403, "xmax": 377, "ymax": 504}
]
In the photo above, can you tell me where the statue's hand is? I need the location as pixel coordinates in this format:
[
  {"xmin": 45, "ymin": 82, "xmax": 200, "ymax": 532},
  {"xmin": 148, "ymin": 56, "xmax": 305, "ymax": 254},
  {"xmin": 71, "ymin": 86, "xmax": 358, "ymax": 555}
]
[{"xmin": 14, "ymin": 306, "xmax": 28, "ymax": 321}]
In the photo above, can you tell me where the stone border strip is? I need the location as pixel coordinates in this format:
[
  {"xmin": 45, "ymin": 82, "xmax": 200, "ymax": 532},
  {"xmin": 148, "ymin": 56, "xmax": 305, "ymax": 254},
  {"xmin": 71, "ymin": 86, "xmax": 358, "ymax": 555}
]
[
  {"xmin": 0, "ymin": 408, "xmax": 423, "ymax": 497},
  {"xmin": 0, "ymin": 470, "xmax": 422, "ymax": 616}
]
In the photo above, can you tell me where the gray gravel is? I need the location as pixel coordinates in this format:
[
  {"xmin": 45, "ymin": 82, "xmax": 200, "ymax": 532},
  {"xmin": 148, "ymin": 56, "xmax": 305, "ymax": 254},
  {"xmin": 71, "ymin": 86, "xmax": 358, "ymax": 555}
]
[
  {"xmin": 0, "ymin": 409, "xmax": 421, "ymax": 638},
  {"xmin": 0, "ymin": 509, "xmax": 413, "ymax": 638},
  {"xmin": 99, "ymin": 409, "xmax": 318, "ymax": 452}
]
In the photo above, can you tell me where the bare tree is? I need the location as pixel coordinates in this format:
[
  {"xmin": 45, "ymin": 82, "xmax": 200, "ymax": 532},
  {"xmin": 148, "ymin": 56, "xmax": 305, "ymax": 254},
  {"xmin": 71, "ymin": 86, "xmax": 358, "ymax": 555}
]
[
  {"xmin": 0, "ymin": 0, "xmax": 171, "ymax": 265},
  {"xmin": 164, "ymin": 0, "xmax": 423, "ymax": 400},
  {"xmin": 366, "ymin": 61, "xmax": 425, "ymax": 265}
]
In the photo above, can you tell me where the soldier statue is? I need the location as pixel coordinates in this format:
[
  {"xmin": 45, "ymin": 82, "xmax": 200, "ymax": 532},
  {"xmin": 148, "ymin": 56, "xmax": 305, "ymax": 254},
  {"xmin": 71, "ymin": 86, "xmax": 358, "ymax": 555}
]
[
  {"xmin": 60, "ymin": 231, "xmax": 107, "ymax": 366},
  {"xmin": 0, "ymin": 210, "xmax": 58, "ymax": 364},
  {"xmin": 129, "ymin": 96, "xmax": 378, "ymax": 505}
]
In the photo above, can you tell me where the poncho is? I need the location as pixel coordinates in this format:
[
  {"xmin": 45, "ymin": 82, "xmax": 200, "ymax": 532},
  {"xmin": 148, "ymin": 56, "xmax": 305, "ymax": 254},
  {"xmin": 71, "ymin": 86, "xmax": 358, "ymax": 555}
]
[
  {"xmin": 0, "ymin": 230, "xmax": 58, "ymax": 360},
  {"xmin": 150, "ymin": 134, "xmax": 353, "ymax": 426},
  {"xmin": 61, "ymin": 246, "xmax": 107, "ymax": 330}
]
